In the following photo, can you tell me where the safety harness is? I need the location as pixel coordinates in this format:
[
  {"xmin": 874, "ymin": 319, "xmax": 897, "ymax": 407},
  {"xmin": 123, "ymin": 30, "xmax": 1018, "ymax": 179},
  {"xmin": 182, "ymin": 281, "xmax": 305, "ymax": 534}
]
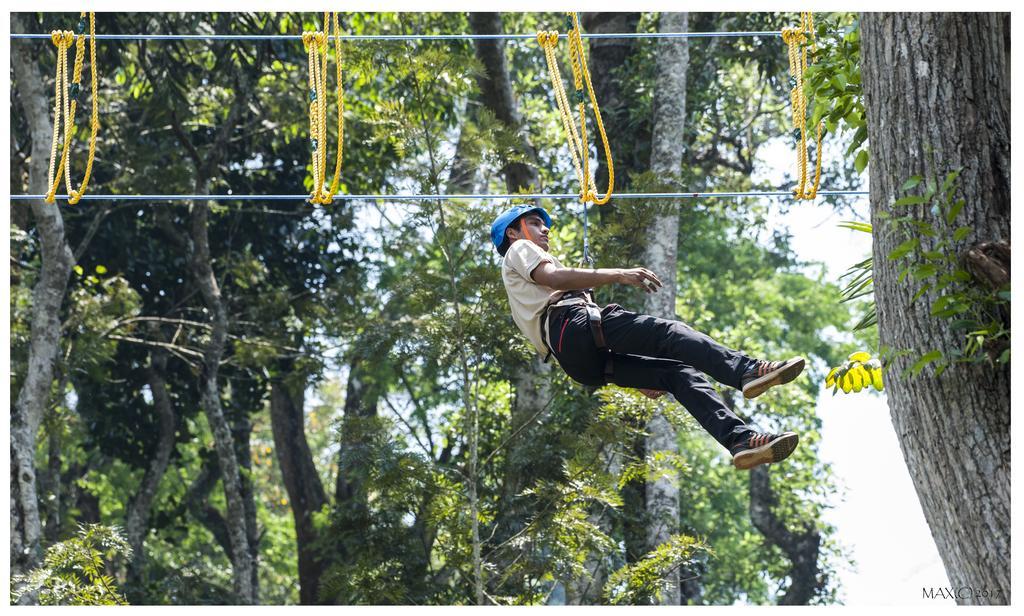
[{"xmin": 540, "ymin": 289, "xmax": 615, "ymax": 382}]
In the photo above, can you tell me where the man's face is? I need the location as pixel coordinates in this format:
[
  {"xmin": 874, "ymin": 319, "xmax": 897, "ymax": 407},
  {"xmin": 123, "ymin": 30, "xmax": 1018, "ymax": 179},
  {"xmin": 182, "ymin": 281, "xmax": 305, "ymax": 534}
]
[{"xmin": 508, "ymin": 213, "xmax": 550, "ymax": 251}]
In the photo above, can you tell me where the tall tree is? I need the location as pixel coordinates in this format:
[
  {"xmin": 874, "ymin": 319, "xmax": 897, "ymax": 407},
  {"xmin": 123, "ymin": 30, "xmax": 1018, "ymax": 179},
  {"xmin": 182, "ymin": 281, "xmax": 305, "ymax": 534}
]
[
  {"xmin": 10, "ymin": 13, "xmax": 76, "ymax": 589},
  {"xmin": 641, "ymin": 11, "xmax": 689, "ymax": 605},
  {"xmin": 150, "ymin": 26, "xmax": 267, "ymax": 602},
  {"xmin": 860, "ymin": 13, "xmax": 1010, "ymax": 605}
]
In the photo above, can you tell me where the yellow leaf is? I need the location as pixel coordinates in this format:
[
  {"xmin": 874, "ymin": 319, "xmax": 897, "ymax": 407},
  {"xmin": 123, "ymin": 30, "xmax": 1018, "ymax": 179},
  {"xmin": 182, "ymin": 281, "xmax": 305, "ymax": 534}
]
[
  {"xmin": 871, "ymin": 368, "xmax": 884, "ymax": 390},
  {"xmin": 848, "ymin": 351, "xmax": 871, "ymax": 363},
  {"xmin": 841, "ymin": 374, "xmax": 853, "ymax": 393},
  {"xmin": 825, "ymin": 367, "xmax": 839, "ymax": 388},
  {"xmin": 850, "ymin": 369, "xmax": 863, "ymax": 391}
]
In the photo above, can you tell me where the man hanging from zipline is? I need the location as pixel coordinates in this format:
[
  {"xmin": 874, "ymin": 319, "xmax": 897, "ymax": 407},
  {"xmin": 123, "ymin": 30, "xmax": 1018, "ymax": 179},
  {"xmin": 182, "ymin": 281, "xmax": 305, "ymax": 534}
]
[{"xmin": 492, "ymin": 205, "xmax": 805, "ymax": 470}]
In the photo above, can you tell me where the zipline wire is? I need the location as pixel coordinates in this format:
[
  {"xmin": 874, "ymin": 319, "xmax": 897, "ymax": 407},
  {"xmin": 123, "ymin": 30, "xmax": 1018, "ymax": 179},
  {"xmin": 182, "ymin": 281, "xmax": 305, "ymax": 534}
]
[
  {"xmin": 11, "ymin": 31, "xmax": 783, "ymax": 42},
  {"xmin": 11, "ymin": 191, "xmax": 868, "ymax": 203}
]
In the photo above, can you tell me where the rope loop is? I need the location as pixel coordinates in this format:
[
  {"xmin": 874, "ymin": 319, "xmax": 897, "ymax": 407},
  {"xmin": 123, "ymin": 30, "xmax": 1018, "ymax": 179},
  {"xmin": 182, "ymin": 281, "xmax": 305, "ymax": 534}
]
[
  {"xmin": 536, "ymin": 12, "xmax": 615, "ymax": 207},
  {"xmin": 45, "ymin": 13, "xmax": 98, "ymax": 205},
  {"xmin": 782, "ymin": 12, "xmax": 823, "ymax": 201},
  {"xmin": 303, "ymin": 13, "xmax": 345, "ymax": 205}
]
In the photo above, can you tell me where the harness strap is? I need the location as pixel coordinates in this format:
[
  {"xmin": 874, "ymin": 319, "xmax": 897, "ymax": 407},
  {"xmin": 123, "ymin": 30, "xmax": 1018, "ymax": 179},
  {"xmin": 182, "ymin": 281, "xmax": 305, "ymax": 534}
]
[{"xmin": 542, "ymin": 290, "xmax": 615, "ymax": 381}]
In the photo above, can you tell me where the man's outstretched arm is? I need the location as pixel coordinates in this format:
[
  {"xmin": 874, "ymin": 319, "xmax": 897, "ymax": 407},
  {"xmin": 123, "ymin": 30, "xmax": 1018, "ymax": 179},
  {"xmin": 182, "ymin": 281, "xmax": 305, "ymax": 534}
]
[{"xmin": 531, "ymin": 261, "xmax": 663, "ymax": 294}]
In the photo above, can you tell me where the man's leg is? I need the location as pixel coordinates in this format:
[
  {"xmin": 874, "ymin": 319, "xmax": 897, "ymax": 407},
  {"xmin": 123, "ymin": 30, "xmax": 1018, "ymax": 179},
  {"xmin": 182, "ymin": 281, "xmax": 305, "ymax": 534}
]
[
  {"xmin": 600, "ymin": 305, "xmax": 758, "ymax": 391},
  {"xmin": 609, "ymin": 352, "xmax": 753, "ymax": 450}
]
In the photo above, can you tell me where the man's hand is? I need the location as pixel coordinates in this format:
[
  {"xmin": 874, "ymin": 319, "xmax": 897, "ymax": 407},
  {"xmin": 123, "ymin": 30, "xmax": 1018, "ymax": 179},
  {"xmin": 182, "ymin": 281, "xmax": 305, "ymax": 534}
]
[
  {"xmin": 617, "ymin": 268, "xmax": 663, "ymax": 294},
  {"xmin": 637, "ymin": 388, "xmax": 667, "ymax": 400}
]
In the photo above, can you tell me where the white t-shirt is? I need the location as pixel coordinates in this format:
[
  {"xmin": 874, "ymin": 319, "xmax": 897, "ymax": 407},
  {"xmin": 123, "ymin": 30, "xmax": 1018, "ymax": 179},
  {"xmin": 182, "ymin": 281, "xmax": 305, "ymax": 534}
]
[{"xmin": 501, "ymin": 239, "xmax": 566, "ymax": 357}]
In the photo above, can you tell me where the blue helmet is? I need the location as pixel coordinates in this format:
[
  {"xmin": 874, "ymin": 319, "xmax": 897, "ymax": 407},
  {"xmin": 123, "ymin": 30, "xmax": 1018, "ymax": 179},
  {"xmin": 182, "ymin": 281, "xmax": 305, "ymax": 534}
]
[{"xmin": 490, "ymin": 205, "xmax": 552, "ymax": 253}]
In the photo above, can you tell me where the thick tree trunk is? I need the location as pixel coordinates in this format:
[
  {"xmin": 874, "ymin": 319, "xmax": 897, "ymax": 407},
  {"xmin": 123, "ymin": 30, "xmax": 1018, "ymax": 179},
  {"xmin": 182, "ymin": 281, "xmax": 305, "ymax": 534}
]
[
  {"xmin": 860, "ymin": 13, "xmax": 1010, "ymax": 605},
  {"xmin": 469, "ymin": 12, "xmax": 541, "ymax": 193},
  {"xmin": 580, "ymin": 12, "xmax": 644, "ymax": 196},
  {"xmin": 10, "ymin": 14, "xmax": 76, "ymax": 589},
  {"xmin": 270, "ymin": 375, "xmax": 328, "ymax": 604},
  {"xmin": 640, "ymin": 11, "xmax": 689, "ymax": 606},
  {"xmin": 125, "ymin": 349, "xmax": 177, "ymax": 583}
]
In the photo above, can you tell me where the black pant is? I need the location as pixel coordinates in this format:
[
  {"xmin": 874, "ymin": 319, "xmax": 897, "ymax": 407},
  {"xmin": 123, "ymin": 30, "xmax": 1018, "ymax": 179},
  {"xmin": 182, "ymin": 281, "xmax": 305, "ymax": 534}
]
[{"xmin": 548, "ymin": 303, "xmax": 758, "ymax": 450}]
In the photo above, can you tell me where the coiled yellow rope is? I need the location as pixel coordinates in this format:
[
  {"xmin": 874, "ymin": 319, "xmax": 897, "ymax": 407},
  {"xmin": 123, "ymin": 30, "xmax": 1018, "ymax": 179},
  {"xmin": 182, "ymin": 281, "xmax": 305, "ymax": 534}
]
[
  {"xmin": 303, "ymin": 12, "xmax": 344, "ymax": 205},
  {"xmin": 781, "ymin": 12, "xmax": 823, "ymax": 200},
  {"xmin": 45, "ymin": 12, "xmax": 99, "ymax": 205},
  {"xmin": 537, "ymin": 13, "xmax": 614, "ymax": 205}
]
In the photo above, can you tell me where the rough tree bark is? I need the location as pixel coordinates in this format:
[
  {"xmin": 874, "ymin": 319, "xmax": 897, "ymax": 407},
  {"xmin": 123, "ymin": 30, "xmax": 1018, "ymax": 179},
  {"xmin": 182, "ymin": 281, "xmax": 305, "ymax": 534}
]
[
  {"xmin": 270, "ymin": 373, "xmax": 328, "ymax": 604},
  {"xmin": 124, "ymin": 348, "xmax": 178, "ymax": 583},
  {"xmin": 10, "ymin": 14, "xmax": 76, "ymax": 589},
  {"xmin": 860, "ymin": 13, "xmax": 1010, "ymax": 605},
  {"xmin": 640, "ymin": 11, "xmax": 689, "ymax": 606}
]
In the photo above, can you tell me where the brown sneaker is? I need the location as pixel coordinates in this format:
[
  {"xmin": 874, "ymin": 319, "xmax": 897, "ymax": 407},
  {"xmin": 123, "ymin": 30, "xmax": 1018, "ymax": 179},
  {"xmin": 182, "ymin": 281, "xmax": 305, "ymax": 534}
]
[
  {"xmin": 730, "ymin": 432, "xmax": 800, "ymax": 470},
  {"xmin": 741, "ymin": 357, "xmax": 805, "ymax": 399}
]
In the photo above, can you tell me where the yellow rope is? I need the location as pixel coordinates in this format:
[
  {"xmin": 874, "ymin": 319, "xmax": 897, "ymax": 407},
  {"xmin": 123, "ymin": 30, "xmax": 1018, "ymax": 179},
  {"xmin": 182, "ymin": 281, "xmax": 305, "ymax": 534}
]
[
  {"xmin": 537, "ymin": 13, "xmax": 615, "ymax": 205},
  {"xmin": 322, "ymin": 12, "xmax": 345, "ymax": 204},
  {"xmin": 45, "ymin": 30, "xmax": 71, "ymax": 203},
  {"xmin": 568, "ymin": 13, "xmax": 615, "ymax": 205},
  {"xmin": 45, "ymin": 12, "xmax": 99, "ymax": 205},
  {"xmin": 782, "ymin": 12, "xmax": 823, "ymax": 200},
  {"xmin": 303, "ymin": 13, "xmax": 345, "ymax": 205}
]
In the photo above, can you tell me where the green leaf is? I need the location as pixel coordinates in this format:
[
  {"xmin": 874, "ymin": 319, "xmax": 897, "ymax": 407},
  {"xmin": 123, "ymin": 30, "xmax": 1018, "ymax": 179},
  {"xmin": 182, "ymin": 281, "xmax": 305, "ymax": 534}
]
[
  {"xmin": 893, "ymin": 195, "xmax": 927, "ymax": 207},
  {"xmin": 910, "ymin": 282, "xmax": 932, "ymax": 304},
  {"xmin": 912, "ymin": 263, "xmax": 938, "ymax": 280},
  {"xmin": 888, "ymin": 238, "xmax": 919, "ymax": 260},
  {"xmin": 74, "ymin": 265, "xmax": 84, "ymax": 276},
  {"xmin": 930, "ymin": 295, "xmax": 953, "ymax": 313},
  {"xmin": 909, "ymin": 350, "xmax": 943, "ymax": 377},
  {"xmin": 952, "ymin": 226, "xmax": 972, "ymax": 242},
  {"xmin": 941, "ymin": 169, "xmax": 961, "ymax": 196},
  {"xmin": 900, "ymin": 176, "xmax": 923, "ymax": 191},
  {"xmin": 854, "ymin": 149, "xmax": 869, "ymax": 174},
  {"xmin": 997, "ymin": 290, "xmax": 1011, "ymax": 301},
  {"xmin": 95, "ymin": 265, "xmax": 108, "ymax": 275},
  {"xmin": 838, "ymin": 220, "xmax": 873, "ymax": 233},
  {"xmin": 946, "ymin": 199, "xmax": 966, "ymax": 224}
]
